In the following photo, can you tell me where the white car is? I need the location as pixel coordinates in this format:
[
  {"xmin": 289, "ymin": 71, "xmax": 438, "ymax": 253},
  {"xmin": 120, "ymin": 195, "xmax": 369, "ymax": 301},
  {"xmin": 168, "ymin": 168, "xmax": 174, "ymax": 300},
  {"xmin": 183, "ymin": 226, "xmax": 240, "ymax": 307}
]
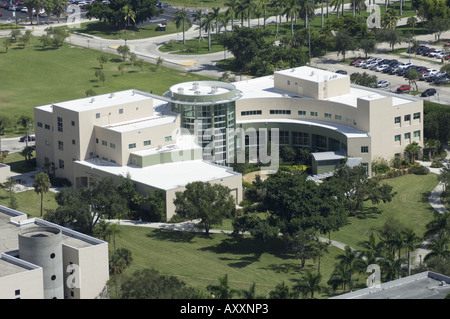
[
  {"xmin": 376, "ymin": 80, "xmax": 390, "ymax": 88},
  {"xmin": 428, "ymin": 50, "xmax": 442, "ymax": 57},
  {"xmin": 375, "ymin": 64, "xmax": 389, "ymax": 72},
  {"xmin": 428, "ymin": 69, "xmax": 439, "ymax": 76},
  {"xmin": 436, "ymin": 52, "xmax": 447, "ymax": 59},
  {"xmin": 398, "ymin": 62, "xmax": 412, "ymax": 69},
  {"xmin": 363, "ymin": 61, "xmax": 377, "ymax": 69}
]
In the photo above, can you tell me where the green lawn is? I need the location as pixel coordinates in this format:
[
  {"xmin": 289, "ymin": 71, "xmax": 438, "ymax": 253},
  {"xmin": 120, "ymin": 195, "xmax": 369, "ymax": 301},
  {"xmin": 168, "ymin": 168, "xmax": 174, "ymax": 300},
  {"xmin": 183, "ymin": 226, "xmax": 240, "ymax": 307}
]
[
  {"xmin": 0, "ymin": 188, "xmax": 58, "ymax": 217},
  {"xmin": 113, "ymin": 225, "xmax": 347, "ymax": 298},
  {"xmin": 0, "ymin": 36, "xmax": 214, "ymax": 136},
  {"xmin": 330, "ymin": 173, "xmax": 439, "ymax": 250}
]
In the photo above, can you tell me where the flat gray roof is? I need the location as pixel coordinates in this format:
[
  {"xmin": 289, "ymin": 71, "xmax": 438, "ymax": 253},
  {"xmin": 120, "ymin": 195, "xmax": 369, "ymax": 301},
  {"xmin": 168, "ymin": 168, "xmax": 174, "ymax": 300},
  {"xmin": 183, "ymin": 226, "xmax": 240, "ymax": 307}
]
[{"xmin": 331, "ymin": 271, "xmax": 450, "ymax": 299}]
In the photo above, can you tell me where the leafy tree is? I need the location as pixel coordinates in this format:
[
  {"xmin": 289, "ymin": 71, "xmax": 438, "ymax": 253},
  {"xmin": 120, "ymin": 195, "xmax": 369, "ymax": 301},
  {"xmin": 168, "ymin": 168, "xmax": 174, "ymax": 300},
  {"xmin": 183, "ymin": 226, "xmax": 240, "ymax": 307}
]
[
  {"xmin": 405, "ymin": 68, "xmax": 420, "ymax": 91},
  {"xmin": 287, "ymin": 228, "xmax": 316, "ymax": 268},
  {"xmin": 350, "ymin": 72, "xmax": 378, "ymax": 87},
  {"xmin": 4, "ymin": 177, "xmax": 18, "ymax": 210},
  {"xmin": 3, "ymin": 38, "xmax": 11, "ymax": 53},
  {"xmin": 334, "ymin": 30, "xmax": 356, "ymax": 61},
  {"xmin": 109, "ymin": 247, "xmax": 133, "ymax": 297},
  {"xmin": 376, "ymin": 28, "xmax": 402, "ymax": 51},
  {"xmin": 426, "ymin": 16, "xmax": 450, "ymax": 41},
  {"xmin": 117, "ymin": 44, "xmax": 130, "ymax": 61},
  {"xmin": 268, "ymin": 282, "xmax": 299, "ymax": 299},
  {"xmin": 359, "ymin": 38, "xmax": 376, "ymax": 58},
  {"xmin": 207, "ymin": 274, "xmax": 238, "ymax": 299},
  {"xmin": 120, "ymin": 268, "xmax": 204, "ymax": 299},
  {"xmin": 97, "ymin": 54, "xmax": 109, "ymax": 69},
  {"xmin": 34, "ymin": 171, "xmax": 51, "ymax": 217},
  {"xmin": 95, "ymin": 69, "xmax": 106, "ymax": 86},
  {"xmin": 174, "ymin": 181, "xmax": 236, "ymax": 237}
]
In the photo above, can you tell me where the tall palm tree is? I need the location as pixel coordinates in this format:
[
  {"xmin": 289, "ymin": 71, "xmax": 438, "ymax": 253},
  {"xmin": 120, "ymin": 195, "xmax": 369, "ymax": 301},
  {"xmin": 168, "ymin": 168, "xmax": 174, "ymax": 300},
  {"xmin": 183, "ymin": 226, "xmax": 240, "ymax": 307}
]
[
  {"xmin": 225, "ymin": 0, "xmax": 239, "ymax": 30},
  {"xmin": 407, "ymin": 16, "xmax": 417, "ymax": 36},
  {"xmin": 211, "ymin": 7, "xmax": 221, "ymax": 35},
  {"xmin": 383, "ymin": 7, "xmax": 400, "ymax": 29},
  {"xmin": 219, "ymin": 12, "xmax": 232, "ymax": 33},
  {"xmin": 33, "ymin": 171, "xmax": 51, "ymax": 217},
  {"xmin": 299, "ymin": 0, "xmax": 315, "ymax": 28},
  {"xmin": 122, "ymin": 4, "xmax": 136, "ymax": 31},
  {"xmin": 402, "ymin": 229, "xmax": 421, "ymax": 275},
  {"xmin": 379, "ymin": 251, "xmax": 407, "ymax": 281},
  {"xmin": 404, "ymin": 141, "xmax": 421, "ymax": 164},
  {"xmin": 424, "ymin": 235, "xmax": 450, "ymax": 262},
  {"xmin": 424, "ymin": 212, "xmax": 450, "ymax": 239},
  {"xmin": 336, "ymin": 245, "xmax": 365, "ymax": 291},
  {"xmin": 283, "ymin": 0, "xmax": 298, "ymax": 35},
  {"xmin": 235, "ymin": 0, "xmax": 246, "ymax": 26},
  {"xmin": 174, "ymin": 8, "xmax": 192, "ymax": 44},
  {"xmin": 241, "ymin": 0, "xmax": 254, "ymax": 27},
  {"xmin": 193, "ymin": 9, "xmax": 204, "ymax": 41},
  {"xmin": 357, "ymin": 232, "xmax": 382, "ymax": 265},
  {"xmin": 330, "ymin": 0, "xmax": 341, "ymax": 18},
  {"xmin": 202, "ymin": 12, "xmax": 215, "ymax": 51}
]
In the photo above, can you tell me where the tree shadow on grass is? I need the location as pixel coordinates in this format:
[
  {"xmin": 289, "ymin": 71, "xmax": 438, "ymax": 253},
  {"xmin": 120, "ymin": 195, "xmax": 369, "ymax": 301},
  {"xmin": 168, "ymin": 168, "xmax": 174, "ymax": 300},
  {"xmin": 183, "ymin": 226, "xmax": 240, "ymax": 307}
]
[
  {"xmin": 145, "ymin": 228, "xmax": 198, "ymax": 243},
  {"xmin": 356, "ymin": 206, "xmax": 383, "ymax": 219}
]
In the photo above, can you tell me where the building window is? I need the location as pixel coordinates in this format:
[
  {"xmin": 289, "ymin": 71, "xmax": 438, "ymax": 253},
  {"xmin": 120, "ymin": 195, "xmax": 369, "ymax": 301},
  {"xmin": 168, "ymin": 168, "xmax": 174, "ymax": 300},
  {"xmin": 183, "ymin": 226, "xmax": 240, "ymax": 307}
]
[
  {"xmin": 324, "ymin": 113, "xmax": 332, "ymax": 119},
  {"xmin": 335, "ymin": 115, "xmax": 342, "ymax": 120},
  {"xmin": 58, "ymin": 141, "xmax": 64, "ymax": 151},
  {"xmin": 45, "ymin": 140, "xmax": 50, "ymax": 146},
  {"xmin": 144, "ymin": 140, "xmax": 151, "ymax": 146},
  {"xmin": 361, "ymin": 146, "xmax": 369, "ymax": 153},
  {"xmin": 394, "ymin": 116, "xmax": 401, "ymax": 124},
  {"xmin": 45, "ymin": 124, "xmax": 51, "ymax": 130},
  {"xmin": 279, "ymin": 131, "xmax": 289, "ymax": 145},
  {"xmin": 310, "ymin": 111, "xmax": 318, "ymax": 117},
  {"xmin": 102, "ymin": 140, "xmax": 107, "ymax": 146},
  {"xmin": 71, "ymin": 120, "xmax": 75, "ymax": 126},
  {"xmin": 110, "ymin": 143, "xmax": 115, "ymax": 149},
  {"xmin": 404, "ymin": 132, "xmax": 411, "ymax": 140},
  {"xmin": 404, "ymin": 114, "xmax": 411, "ymax": 122},
  {"xmin": 414, "ymin": 130, "xmax": 420, "ymax": 138},
  {"xmin": 287, "ymin": 80, "xmax": 291, "ymax": 85},
  {"xmin": 413, "ymin": 112, "xmax": 421, "ymax": 120},
  {"xmin": 119, "ymin": 108, "xmax": 123, "ymax": 114},
  {"xmin": 128, "ymin": 143, "xmax": 136, "ymax": 149},
  {"xmin": 165, "ymin": 136, "xmax": 172, "ymax": 142},
  {"xmin": 241, "ymin": 110, "xmax": 262, "ymax": 116},
  {"xmin": 395, "ymin": 135, "xmax": 401, "ymax": 142},
  {"xmin": 37, "ymin": 122, "xmax": 42, "ymax": 128},
  {"xmin": 270, "ymin": 110, "xmax": 291, "ymax": 115},
  {"xmin": 292, "ymin": 132, "xmax": 308, "ymax": 145},
  {"xmin": 59, "ymin": 159, "xmax": 64, "ymax": 169},
  {"xmin": 15, "ymin": 290, "xmax": 20, "ymax": 296},
  {"xmin": 298, "ymin": 110, "xmax": 306, "ymax": 116},
  {"xmin": 346, "ymin": 117, "xmax": 352, "ymax": 124},
  {"xmin": 57, "ymin": 117, "xmax": 63, "ymax": 132},
  {"xmin": 72, "ymin": 140, "xmax": 76, "ymax": 145}
]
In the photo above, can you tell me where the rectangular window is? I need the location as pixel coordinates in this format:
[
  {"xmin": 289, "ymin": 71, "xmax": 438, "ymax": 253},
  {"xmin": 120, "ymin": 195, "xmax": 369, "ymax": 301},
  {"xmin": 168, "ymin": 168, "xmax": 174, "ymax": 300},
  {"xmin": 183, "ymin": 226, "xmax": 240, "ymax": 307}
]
[
  {"xmin": 241, "ymin": 110, "xmax": 262, "ymax": 116},
  {"xmin": 413, "ymin": 112, "xmax": 421, "ymax": 120},
  {"xmin": 59, "ymin": 159, "xmax": 64, "ymax": 169},
  {"xmin": 361, "ymin": 146, "xmax": 369, "ymax": 153},
  {"xmin": 119, "ymin": 108, "xmax": 124, "ymax": 114},
  {"xmin": 292, "ymin": 132, "xmax": 309, "ymax": 145},
  {"xmin": 394, "ymin": 116, "xmax": 401, "ymax": 124},
  {"xmin": 45, "ymin": 140, "xmax": 50, "ymax": 146},
  {"xmin": 310, "ymin": 111, "xmax": 318, "ymax": 117},
  {"xmin": 279, "ymin": 131, "xmax": 289, "ymax": 145},
  {"xmin": 144, "ymin": 140, "xmax": 151, "ymax": 146},
  {"xmin": 287, "ymin": 80, "xmax": 291, "ymax": 85},
  {"xmin": 404, "ymin": 132, "xmax": 411, "ymax": 140},
  {"xmin": 58, "ymin": 141, "xmax": 64, "ymax": 151},
  {"xmin": 298, "ymin": 110, "xmax": 306, "ymax": 116},
  {"xmin": 346, "ymin": 117, "xmax": 352, "ymax": 124},
  {"xmin": 128, "ymin": 143, "xmax": 136, "ymax": 149},
  {"xmin": 72, "ymin": 139, "xmax": 76, "ymax": 145},
  {"xmin": 165, "ymin": 136, "xmax": 172, "ymax": 142},
  {"xmin": 37, "ymin": 122, "xmax": 43, "ymax": 128},
  {"xmin": 404, "ymin": 114, "xmax": 411, "ymax": 122},
  {"xmin": 270, "ymin": 110, "xmax": 291, "ymax": 115},
  {"xmin": 102, "ymin": 140, "xmax": 107, "ymax": 146},
  {"xmin": 44, "ymin": 124, "xmax": 51, "ymax": 130},
  {"xmin": 57, "ymin": 117, "xmax": 63, "ymax": 132},
  {"xmin": 15, "ymin": 290, "xmax": 20, "ymax": 296},
  {"xmin": 395, "ymin": 135, "xmax": 401, "ymax": 142},
  {"xmin": 96, "ymin": 113, "xmax": 100, "ymax": 119},
  {"xmin": 324, "ymin": 113, "xmax": 332, "ymax": 119},
  {"xmin": 110, "ymin": 143, "xmax": 116, "ymax": 149},
  {"xmin": 335, "ymin": 115, "xmax": 342, "ymax": 120},
  {"xmin": 413, "ymin": 130, "xmax": 420, "ymax": 138}
]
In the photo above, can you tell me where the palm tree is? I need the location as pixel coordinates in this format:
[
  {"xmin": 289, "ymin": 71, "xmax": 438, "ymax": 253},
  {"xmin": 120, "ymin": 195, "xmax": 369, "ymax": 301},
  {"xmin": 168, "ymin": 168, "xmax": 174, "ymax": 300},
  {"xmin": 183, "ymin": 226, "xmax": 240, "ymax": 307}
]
[
  {"xmin": 193, "ymin": 9, "xmax": 204, "ymax": 41},
  {"xmin": 299, "ymin": 0, "xmax": 315, "ymax": 28},
  {"xmin": 122, "ymin": 4, "xmax": 136, "ymax": 31},
  {"xmin": 211, "ymin": 7, "xmax": 221, "ymax": 35},
  {"xmin": 241, "ymin": 0, "xmax": 254, "ymax": 27},
  {"xmin": 294, "ymin": 271, "xmax": 322, "ymax": 299},
  {"xmin": 174, "ymin": 8, "xmax": 192, "ymax": 44},
  {"xmin": 330, "ymin": 0, "xmax": 341, "ymax": 17},
  {"xmin": 357, "ymin": 232, "xmax": 382, "ymax": 265},
  {"xmin": 336, "ymin": 245, "xmax": 365, "ymax": 291},
  {"xmin": 379, "ymin": 251, "xmax": 407, "ymax": 281},
  {"xmin": 402, "ymin": 229, "xmax": 421, "ymax": 275},
  {"xmin": 207, "ymin": 274, "xmax": 237, "ymax": 299},
  {"xmin": 219, "ymin": 12, "xmax": 232, "ymax": 33},
  {"xmin": 259, "ymin": 0, "xmax": 269, "ymax": 29},
  {"xmin": 424, "ymin": 212, "xmax": 450, "ymax": 239},
  {"xmin": 424, "ymin": 138, "xmax": 440, "ymax": 160},
  {"xmin": 225, "ymin": 0, "xmax": 239, "ymax": 30},
  {"xmin": 424, "ymin": 235, "xmax": 450, "ymax": 262},
  {"xmin": 271, "ymin": 0, "xmax": 283, "ymax": 38},
  {"xmin": 404, "ymin": 141, "xmax": 421, "ymax": 164},
  {"xmin": 235, "ymin": 0, "xmax": 246, "ymax": 27},
  {"xmin": 311, "ymin": 240, "xmax": 329, "ymax": 275},
  {"xmin": 328, "ymin": 263, "xmax": 352, "ymax": 291},
  {"xmin": 283, "ymin": 0, "xmax": 298, "ymax": 35},
  {"xmin": 407, "ymin": 16, "xmax": 417, "ymax": 36},
  {"xmin": 202, "ymin": 12, "xmax": 215, "ymax": 51},
  {"xmin": 383, "ymin": 7, "xmax": 400, "ymax": 29},
  {"xmin": 33, "ymin": 171, "xmax": 51, "ymax": 217}
]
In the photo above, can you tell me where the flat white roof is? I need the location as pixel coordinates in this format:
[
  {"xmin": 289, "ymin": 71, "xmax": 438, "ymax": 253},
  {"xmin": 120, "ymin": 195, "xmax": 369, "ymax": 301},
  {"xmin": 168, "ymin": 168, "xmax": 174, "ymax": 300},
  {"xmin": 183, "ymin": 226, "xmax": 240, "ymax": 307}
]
[
  {"xmin": 170, "ymin": 81, "xmax": 233, "ymax": 96},
  {"xmin": 237, "ymin": 118, "xmax": 369, "ymax": 139},
  {"xmin": 132, "ymin": 134, "xmax": 201, "ymax": 157},
  {"xmin": 275, "ymin": 66, "xmax": 347, "ymax": 83},
  {"xmin": 35, "ymin": 89, "xmax": 153, "ymax": 113},
  {"xmin": 75, "ymin": 159, "xmax": 240, "ymax": 190}
]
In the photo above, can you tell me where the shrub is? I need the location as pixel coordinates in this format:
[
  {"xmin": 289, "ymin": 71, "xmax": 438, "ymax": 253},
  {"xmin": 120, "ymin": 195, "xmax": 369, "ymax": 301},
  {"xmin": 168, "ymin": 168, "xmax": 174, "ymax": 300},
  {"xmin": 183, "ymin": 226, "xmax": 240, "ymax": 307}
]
[{"xmin": 408, "ymin": 165, "xmax": 429, "ymax": 175}]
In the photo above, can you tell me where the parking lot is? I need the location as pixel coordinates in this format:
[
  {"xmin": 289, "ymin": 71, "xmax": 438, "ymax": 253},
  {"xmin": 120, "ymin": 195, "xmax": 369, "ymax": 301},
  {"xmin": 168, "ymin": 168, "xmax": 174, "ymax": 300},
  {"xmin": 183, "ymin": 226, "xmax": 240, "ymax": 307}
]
[{"xmin": 312, "ymin": 46, "xmax": 450, "ymax": 106}]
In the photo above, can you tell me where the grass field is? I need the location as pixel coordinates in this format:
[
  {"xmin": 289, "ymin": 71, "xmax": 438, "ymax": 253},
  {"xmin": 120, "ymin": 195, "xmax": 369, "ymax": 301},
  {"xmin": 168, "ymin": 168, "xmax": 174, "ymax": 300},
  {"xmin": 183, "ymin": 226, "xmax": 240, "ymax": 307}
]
[{"xmin": 0, "ymin": 36, "xmax": 213, "ymax": 136}]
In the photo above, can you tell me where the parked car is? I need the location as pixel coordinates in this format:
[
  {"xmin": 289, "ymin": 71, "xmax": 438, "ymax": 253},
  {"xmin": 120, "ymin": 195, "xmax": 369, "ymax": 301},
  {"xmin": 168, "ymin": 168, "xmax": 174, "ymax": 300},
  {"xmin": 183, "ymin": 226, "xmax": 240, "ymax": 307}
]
[
  {"xmin": 396, "ymin": 84, "xmax": 411, "ymax": 92},
  {"xmin": 420, "ymin": 88, "xmax": 437, "ymax": 97},
  {"xmin": 376, "ymin": 80, "xmax": 390, "ymax": 88},
  {"xmin": 355, "ymin": 60, "xmax": 366, "ymax": 67},
  {"xmin": 429, "ymin": 50, "xmax": 443, "ymax": 57},
  {"xmin": 434, "ymin": 76, "xmax": 449, "ymax": 85},
  {"xmin": 363, "ymin": 61, "xmax": 377, "ymax": 69},
  {"xmin": 398, "ymin": 62, "xmax": 412, "ymax": 69},
  {"xmin": 335, "ymin": 70, "xmax": 347, "ymax": 75},
  {"xmin": 375, "ymin": 64, "xmax": 389, "ymax": 72},
  {"xmin": 416, "ymin": 46, "xmax": 429, "ymax": 55},
  {"xmin": 19, "ymin": 135, "xmax": 35, "ymax": 142},
  {"xmin": 350, "ymin": 58, "xmax": 363, "ymax": 66}
]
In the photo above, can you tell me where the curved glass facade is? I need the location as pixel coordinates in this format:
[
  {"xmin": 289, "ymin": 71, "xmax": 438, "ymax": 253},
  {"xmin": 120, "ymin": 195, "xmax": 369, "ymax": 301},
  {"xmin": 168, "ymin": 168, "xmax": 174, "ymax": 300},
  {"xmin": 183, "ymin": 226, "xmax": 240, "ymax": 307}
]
[{"xmin": 166, "ymin": 81, "xmax": 241, "ymax": 165}]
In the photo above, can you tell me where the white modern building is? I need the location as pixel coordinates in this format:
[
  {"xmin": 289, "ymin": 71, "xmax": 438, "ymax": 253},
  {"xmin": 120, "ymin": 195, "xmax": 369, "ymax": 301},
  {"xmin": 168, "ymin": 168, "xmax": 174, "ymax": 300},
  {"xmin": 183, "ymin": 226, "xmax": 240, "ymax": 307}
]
[
  {"xmin": 0, "ymin": 206, "xmax": 109, "ymax": 299},
  {"xmin": 33, "ymin": 66, "xmax": 423, "ymax": 218}
]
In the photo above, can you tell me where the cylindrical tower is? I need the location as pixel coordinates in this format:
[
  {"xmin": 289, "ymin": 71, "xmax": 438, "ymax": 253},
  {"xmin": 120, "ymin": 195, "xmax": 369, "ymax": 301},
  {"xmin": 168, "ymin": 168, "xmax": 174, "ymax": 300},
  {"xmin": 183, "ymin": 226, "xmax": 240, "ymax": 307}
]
[
  {"xmin": 18, "ymin": 226, "xmax": 64, "ymax": 299},
  {"xmin": 166, "ymin": 81, "xmax": 242, "ymax": 165}
]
